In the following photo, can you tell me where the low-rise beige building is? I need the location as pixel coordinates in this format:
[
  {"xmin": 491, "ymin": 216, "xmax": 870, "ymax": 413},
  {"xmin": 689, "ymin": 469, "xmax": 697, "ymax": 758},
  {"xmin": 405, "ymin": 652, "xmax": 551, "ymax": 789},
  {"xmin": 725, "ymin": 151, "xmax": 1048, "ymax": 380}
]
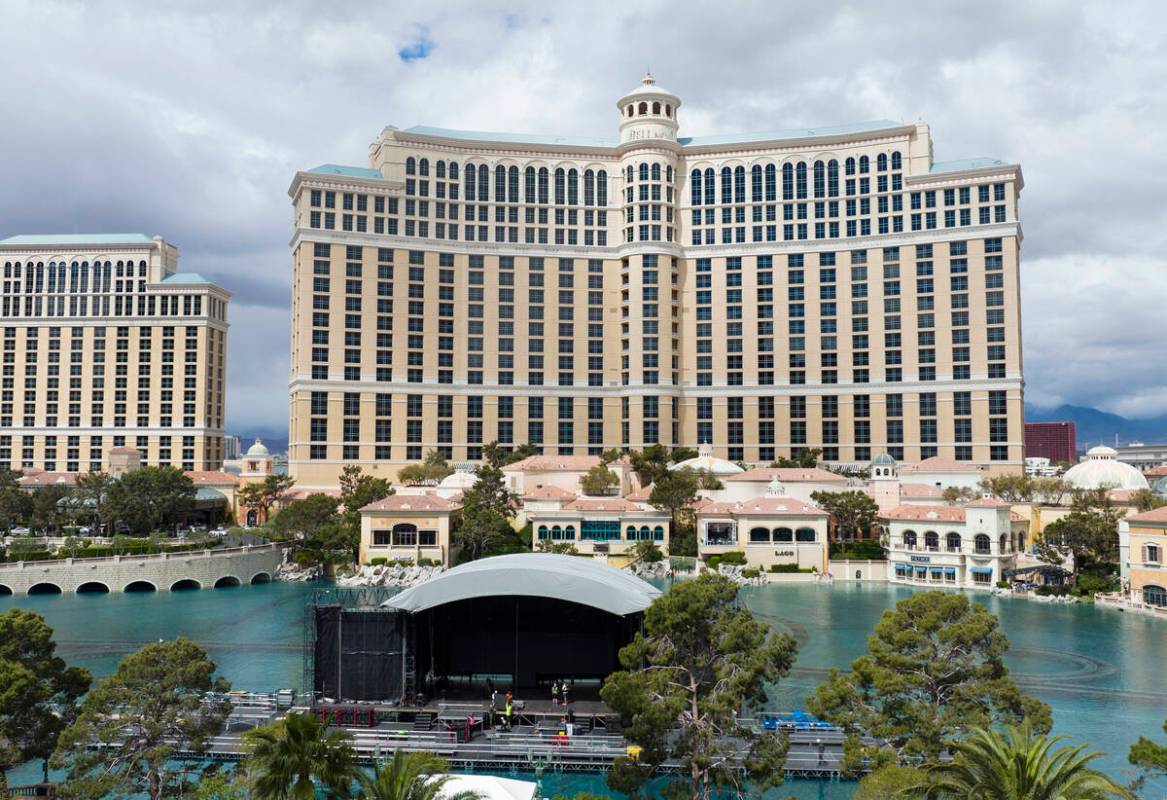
[
  {"xmin": 527, "ymin": 497, "xmax": 670, "ymax": 558},
  {"xmin": 359, "ymin": 493, "xmax": 460, "ymax": 566},
  {"xmin": 696, "ymin": 485, "xmax": 829, "ymax": 571},
  {"xmin": 1119, "ymin": 506, "xmax": 1167, "ymax": 611},
  {"xmin": 0, "ymin": 233, "xmax": 229, "ymax": 473},
  {"xmin": 721, "ymin": 466, "xmax": 849, "ymax": 503},
  {"xmin": 884, "ymin": 499, "xmax": 1025, "ymax": 589}
]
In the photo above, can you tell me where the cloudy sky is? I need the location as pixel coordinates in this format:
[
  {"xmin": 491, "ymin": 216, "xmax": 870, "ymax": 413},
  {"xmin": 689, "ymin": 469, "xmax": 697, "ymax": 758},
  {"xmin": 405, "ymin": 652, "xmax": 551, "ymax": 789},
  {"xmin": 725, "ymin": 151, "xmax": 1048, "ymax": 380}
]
[{"xmin": 2, "ymin": 0, "xmax": 1165, "ymax": 436}]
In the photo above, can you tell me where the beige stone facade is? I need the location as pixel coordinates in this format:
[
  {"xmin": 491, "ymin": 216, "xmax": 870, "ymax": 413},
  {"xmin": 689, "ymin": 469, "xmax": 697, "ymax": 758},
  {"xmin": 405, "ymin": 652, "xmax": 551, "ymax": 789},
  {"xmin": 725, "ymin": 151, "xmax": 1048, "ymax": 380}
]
[
  {"xmin": 287, "ymin": 75, "xmax": 1024, "ymax": 489},
  {"xmin": 0, "ymin": 234, "xmax": 229, "ymax": 472}
]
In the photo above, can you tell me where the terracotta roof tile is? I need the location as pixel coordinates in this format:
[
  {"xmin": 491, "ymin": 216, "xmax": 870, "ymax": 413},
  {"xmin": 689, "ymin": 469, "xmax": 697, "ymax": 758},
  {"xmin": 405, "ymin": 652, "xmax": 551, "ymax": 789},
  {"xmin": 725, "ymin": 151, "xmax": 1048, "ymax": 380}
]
[
  {"xmin": 626, "ymin": 484, "xmax": 654, "ymax": 501},
  {"xmin": 562, "ymin": 498, "xmax": 643, "ymax": 512},
  {"xmin": 184, "ymin": 470, "xmax": 240, "ymax": 485},
  {"xmin": 361, "ymin": 493, "xmax": 460, "ymax": 512},
  {"xmin": 899, "ymin": 456, "xmax": 983, "ymax": 474},
  {"xmin": 522, "ymin": 485, "xmax": 577, "ymax": 500},
  {"xmin": 503, "ymin": 455, "xmax": 602, "ymax": 473},
  {"xmin": 1128, "ymin": 506, "xmax": 1167, "ymax": 524},
  {"xmin": 899, "ymin": 482, "xmax": 945, "ymax": 499},
  {"xmin": 698, "ymin": 497, "xmax": 827, "ymax": 516},
  {"xmin": 880, "ymin": 504, "xmax": 967, "ymax": 522},
  {"xmin": 726, "ymin": 467, "xmax": 847, "ymax": 483}
]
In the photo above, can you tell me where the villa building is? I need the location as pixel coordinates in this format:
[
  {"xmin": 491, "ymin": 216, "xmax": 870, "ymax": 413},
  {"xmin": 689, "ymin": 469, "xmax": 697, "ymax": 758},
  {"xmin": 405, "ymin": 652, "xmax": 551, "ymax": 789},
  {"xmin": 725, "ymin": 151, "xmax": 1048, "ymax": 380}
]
[
  {"xmin": 286, "ymin": 74, "xmax": 1024, "ymax": 488},
  {"xmin": 359, "ymin": 493, "xmax": 460, "ymax": 566},
  {"xmin": 0, "ymin": 233, "xmax": 230, "ymax": 472},
  {"xmin": 1119, "ymin": 506, "xmax": 1167, "ymax": 610},
  {"xmin": 884, "ymin": 498, "xmax": 1025, "ymax": 589},
  {"xmin": 526, "ymin": 497, "xmax": 671, "ymax": 558},
  {"xmin": 696, "ymin": 477, "xmax": 829, "ymax": 571}
]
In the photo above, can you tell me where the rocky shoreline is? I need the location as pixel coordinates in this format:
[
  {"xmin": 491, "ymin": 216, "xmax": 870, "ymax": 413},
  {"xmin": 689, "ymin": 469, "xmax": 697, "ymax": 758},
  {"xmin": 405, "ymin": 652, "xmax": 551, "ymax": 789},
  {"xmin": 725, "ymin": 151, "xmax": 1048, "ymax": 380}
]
[{"xmin": 334, "ymin": 563, "xmax": 445, "ymax": 588}]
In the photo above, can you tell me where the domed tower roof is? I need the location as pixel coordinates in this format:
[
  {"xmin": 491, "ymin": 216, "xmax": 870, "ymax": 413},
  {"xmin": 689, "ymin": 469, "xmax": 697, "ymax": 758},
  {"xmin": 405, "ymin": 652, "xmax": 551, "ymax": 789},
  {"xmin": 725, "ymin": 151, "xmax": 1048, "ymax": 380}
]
[
  {"xmin": 617, "ymin": 72, "xmax": 681, "ymax": 145},
  {"xmin": 669, "ymin": 443, "xmax": 744, "ymax": 476},
  {"xmin": 1063, "ymin": 446, "xmax": 1148, "ymax": 491},
  {"xmin": 245, "ymin": 438, "xmax": 269, "ymax": 457},
  {"xmin": 872, "ymin": 452, "xmax": 897, "ymax": 467}
]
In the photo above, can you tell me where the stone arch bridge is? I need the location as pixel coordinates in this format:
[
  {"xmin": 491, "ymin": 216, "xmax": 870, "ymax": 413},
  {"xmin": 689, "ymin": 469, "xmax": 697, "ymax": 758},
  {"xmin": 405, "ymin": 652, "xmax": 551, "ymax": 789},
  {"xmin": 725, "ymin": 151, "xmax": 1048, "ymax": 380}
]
[{"xmin": 0, "ymin": 543, "xmax": 285, "ymax": 595}]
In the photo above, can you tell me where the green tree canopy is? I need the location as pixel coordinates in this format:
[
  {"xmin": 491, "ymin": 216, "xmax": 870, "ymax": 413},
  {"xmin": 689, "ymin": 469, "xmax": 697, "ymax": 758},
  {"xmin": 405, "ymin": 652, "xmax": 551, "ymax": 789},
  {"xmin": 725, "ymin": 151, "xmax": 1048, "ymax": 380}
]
[
  {"xmin": 336, "ymin": 465, "xmax": 393, "ymax": 563},
  {"xmin": 769, "ymin": 447, "xmax": 822, "ymax": 469},
  {"xmin": 101, "ymin": 466, "xmax": 197, "ymax": 534},
  {"xmin": 1132, "ymin": 488, "xmax": 1167, "ymax": 513},
  {"xmin": 808, "ymin": 591, "xmax": 1050, "ymax": 774},
  {"xmin": 53, "ymin": 638, "xmax": 231, "ymax": 800},
  {"xmin": 0, "ymin": 609, "xmax": 91, "ymax": 785},
  {"xmin": 601, "ymin": 573, "xmax": 798, "ymax": 800},
  {"xmin": 270, "ymin": 493, "xmax": 341, "ymax": 540},
  {"xmin": 0, "ymin": 470, "xmax": 33, "ymax": 534},
  {"xmin": 1129, "ymin": 717, "xmax": 1167, "ymax": 791},
  {"xmin": 925, "ymin": 722, "xmax": 1133, "ymax": 800},
  {"xmin": 484, "ymin": 441, "xmax": 535, "ymax": 467},
  {"xmin": 237, "ymin": 474, "xmax": 296, "ymax": 522},
  {"xmin": 396, "ymin": 449, "xmax": 455, "ymax": 486},
  {"xmin": 455, "ymin": 460, "xmax": 523, "ymax": 562},
  {"xmin": 29, "ymin": 485, "xmax": 70, "ymax": 533},
  {"xmin": 244, "ymin": 712, "xmax": 358, "ymax": 800},
  {"xmin": 1036, "ymin": 508, "xmax": 1121, "ymax": 578},
  {"xmin": 629, "ymin": 443, "xmax": 673, "ymax": 487},
  {"xmin": 980, "ymin": 473, "xmax": 1036, "ymax": 503},
  {"xmin": 811, "ymin": 490, "xmax": 880, "ymax": 542},
  {"xmin": 579, "ymin": 463, "xmax": 620, "ymax": 496},
  {"xmin": 70, "ymin": 472, "xmax": 114, "ymax": 529}
]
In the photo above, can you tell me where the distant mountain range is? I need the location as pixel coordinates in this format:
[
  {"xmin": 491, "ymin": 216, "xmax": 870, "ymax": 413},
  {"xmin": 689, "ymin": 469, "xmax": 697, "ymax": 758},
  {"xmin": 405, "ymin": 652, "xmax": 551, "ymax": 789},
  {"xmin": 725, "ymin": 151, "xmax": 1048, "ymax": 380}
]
[{"xmin": 1025, "ymin": 404, "xmax": 1167, "ymax": 447}]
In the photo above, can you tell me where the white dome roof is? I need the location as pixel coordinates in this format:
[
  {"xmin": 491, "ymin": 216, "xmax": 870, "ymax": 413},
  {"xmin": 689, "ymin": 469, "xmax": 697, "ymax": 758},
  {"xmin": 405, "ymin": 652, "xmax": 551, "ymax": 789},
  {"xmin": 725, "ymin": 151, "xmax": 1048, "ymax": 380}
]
[
  {"xmin": 245, "ymin": 438, "xmax": 269, "ymax": 457},
  {"xmin": 438, "ymin": 468, "xmax": 478, "ymax": 489},
  {"xmin": 619, "ymin": 72, "xmax": 680, "ymax": 102},
  {"xmin": 1063, "ymin": 446, "xmax": 1148, "ymax": 491},
  {"xmin": 669, "ymin": 444, "xmax": 744, "ymax": 476}
]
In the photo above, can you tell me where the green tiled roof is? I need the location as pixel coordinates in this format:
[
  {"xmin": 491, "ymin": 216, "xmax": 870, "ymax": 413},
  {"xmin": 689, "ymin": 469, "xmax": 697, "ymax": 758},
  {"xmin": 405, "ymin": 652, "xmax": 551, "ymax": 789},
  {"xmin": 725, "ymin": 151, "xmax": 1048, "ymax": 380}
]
[
  {"xmin": 306, "ymin": 164, "xmax": 384, "ymax": 179},
  {"xmin": 404, "ymin": 125, "xmax": 618, "ymax": 148},
  {"xmin": 930, "ymin": 158, "xmax": 1009, "ymax": 174},
  {"xmin": 0, "ymin": 233, "xmax": 154, "ymax": 246},
  {"xmin": 680, "ymin": 120, "xmax": 906, "ymax": 146},
  {"xmin": 161, "ymin": 272, "xmax": 214, "ymax": 285}
]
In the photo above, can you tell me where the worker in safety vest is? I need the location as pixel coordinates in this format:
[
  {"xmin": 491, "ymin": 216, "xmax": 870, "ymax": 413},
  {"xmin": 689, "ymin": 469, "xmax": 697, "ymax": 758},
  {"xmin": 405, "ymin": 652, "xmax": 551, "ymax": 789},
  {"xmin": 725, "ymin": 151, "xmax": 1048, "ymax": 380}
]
[{"xmin": 505, "ymin": 700, "xmax": 514, "ymax": 729}]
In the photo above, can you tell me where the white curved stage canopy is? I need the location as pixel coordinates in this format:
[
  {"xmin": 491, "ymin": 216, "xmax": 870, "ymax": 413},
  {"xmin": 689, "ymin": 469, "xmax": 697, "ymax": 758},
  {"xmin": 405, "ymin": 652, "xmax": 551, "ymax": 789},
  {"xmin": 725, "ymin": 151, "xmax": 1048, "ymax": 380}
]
[{"xmin": 382, "ymin": 553, "xmax": 662, "ymax": 616}]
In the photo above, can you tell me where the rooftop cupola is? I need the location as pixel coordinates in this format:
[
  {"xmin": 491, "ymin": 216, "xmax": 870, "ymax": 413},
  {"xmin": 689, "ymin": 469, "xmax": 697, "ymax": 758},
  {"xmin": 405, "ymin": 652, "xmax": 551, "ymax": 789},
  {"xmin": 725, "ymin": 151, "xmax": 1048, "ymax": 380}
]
[{"xmin": 617, "ymin": 72, "xmax": 681, "ymax": 145}]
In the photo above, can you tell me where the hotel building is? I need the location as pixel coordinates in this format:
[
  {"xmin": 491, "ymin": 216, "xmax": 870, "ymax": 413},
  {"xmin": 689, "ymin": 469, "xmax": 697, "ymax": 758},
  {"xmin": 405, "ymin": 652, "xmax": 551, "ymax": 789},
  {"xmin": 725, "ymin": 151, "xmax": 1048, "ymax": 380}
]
[
  {"xmin": 287, "ymin": 75, "xmax": 1024, "ymax": 487},
  {"xmin": 0, "ymin": 234, "xmax": 230, "ymax": 472}
]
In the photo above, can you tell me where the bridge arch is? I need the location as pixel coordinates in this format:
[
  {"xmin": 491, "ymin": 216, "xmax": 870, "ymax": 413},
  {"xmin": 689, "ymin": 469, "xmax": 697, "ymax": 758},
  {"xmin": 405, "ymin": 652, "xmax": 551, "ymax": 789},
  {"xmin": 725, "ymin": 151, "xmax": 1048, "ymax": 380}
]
[
  {"xmin": 28, "ymin": 582, "xmax": 63, "ymax": 595},
  {"xmin": 249, "ymin": 571, "xmax": 272, "ymax": 585},
  {"xmin": 124, "ymin": 580, "xmax": 157, "ymax": 593},
  {"xmin": 77, "ymin": 581, "xmax": 111, "ymax": 594},
  {"xmin": 170, "ymin": 578, "xmax": 202, "ymax": 591},
  {"xmin": 214, "ymin": 575, "xmax": 242, "ymax": 589},
  {"xmin": 0, "ymin": 584, "xmax": 12, "ymax": 596}
]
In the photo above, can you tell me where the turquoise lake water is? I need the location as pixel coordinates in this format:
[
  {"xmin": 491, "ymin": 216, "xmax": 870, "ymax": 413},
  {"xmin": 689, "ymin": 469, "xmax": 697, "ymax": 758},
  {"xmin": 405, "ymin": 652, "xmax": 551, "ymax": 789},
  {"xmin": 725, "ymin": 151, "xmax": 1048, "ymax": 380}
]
[{"xmin": 2, "ymin": 580, "xmax": 1164, "ymax": 797}]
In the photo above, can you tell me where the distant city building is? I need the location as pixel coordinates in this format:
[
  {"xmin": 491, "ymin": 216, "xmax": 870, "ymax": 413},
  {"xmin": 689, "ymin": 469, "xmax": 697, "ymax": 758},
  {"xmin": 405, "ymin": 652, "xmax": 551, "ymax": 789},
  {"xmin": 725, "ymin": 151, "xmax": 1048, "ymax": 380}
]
[
  {"xmin": 1024, "ymin": 421, "xmax": 1076, "ymax": 464},
  {"xmin": 0, "ymin": 234, "xmax": 230, "ymax": 472},
  {"xmin": 222, "ymin": 434, "xmax": 242, "ymax": 460},
  {"xmin": 287, "ymin": 74, "xmax": 1025, "ymax": 488},
  {"xmin": 1115, "ymin": 441, "xmax": 1167, "ymax": 473},
  {"xmin": 1023, "ymin": 456, "xmax": 1059, "ymax": 477}
]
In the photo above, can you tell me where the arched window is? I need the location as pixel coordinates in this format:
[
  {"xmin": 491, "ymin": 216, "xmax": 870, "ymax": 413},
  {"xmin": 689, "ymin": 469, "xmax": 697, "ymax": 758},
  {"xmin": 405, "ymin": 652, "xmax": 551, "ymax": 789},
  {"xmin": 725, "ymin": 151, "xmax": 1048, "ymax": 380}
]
[
  {"xmin": 1144, "ymin": 585, "xmax": 1167, "ymax": 607},
  {"xmin": 665, "ymin": 104, "xmax": 672, "ymax": 117},
  {"xmin": 795, "ymin": 162, "xmax": 808, "ymax": 199},
  {"xmin": 827, "ymin": 159, "xmax": 839, "ymax": 197},
  {"xmin": 720, "ymin": 167, "xmax": 732, "ymax": 204},
  {"xmin": 652, "ymin": 101, "xmax": 660, "ymax": 114},
  {"xmin": 525, "ymin": 167, "xmax": 537, "ymax": 203},
  {"xmin": 782, "ymin": 163, "xmax": 794, "ymax": 199},
  {"xmin": 638, "ymin": 101, "xmax": 648, "ymax": 115},
  {"xmin": 464, "ymin": 165, "xmax": 476, "ymax": 198},
  {"xmin": 703, "ymin": 168, "xmax": 715, "ymax": 205},
  {"xmin": 640, "ymin": 526, "xmax": 651, "ymax": 541},
  {"xmin": 903, "ymin": 530, "xmax": 918, "ymax": 548},
  {"xmin": 565, "ymin": 525, "xmax": 576, "ymax": 539},
  {"xmin": 653, "ymin": 526, "xmax": 664, "ymax": 541},
  {"xmin": 477, "ymin": 164, "xmax": 488, "ymax": 200},
  {"xmin": 597, "ymin": 170, "xmax": 608, "ymax": 206},
  {"xmin": 584, "ymin": 170, "xmax": 595, "ymax": 205},
  {"xmin": 448, "ymin": 161, "xmax": 459, "ymax": 180},
  {"xmin": 538, "ymin": 525, "xmax": 549, "ymax": 540},
  {"xmin": 495, "ymin": 165, "xmax": 506, "ymax": 201},
  {"xmin": 626, "ymin": 164, "xmax": 634, "ymax": 183},
  {"xmin": 796, "ymin": 527, "xmax": 816, "ymax": 542},
  {"xmin": 392, "ymin": 523, "xmax": 418, "ymax": 545},
  {"xmin": 666, "ymin": 165, "xmax": 673, "ymax": 182},
  {"xmin": 639, "ymin": 163, "xmax": 649, "ymax": 182},
  {"xmin": 405, "ymin": 157, "xmax": 416, "ymax": 175},
  {"xmin": 999, "ymin": 534, "xmax": 1009, "ymax": 553},
  {"xmin": 508, "ymin": 166, "xmax": 519, "ymax": 202},
  {"xmin": 891, "ymin": 151, "xmax": 902, "ymax": 170},
  {"xmin": 554, "ymin": 168, "xmax": 566, "ymax": 204},
  {"xmin": 551, "ymin": 525, "xmax": 562, "ymax": 540},
  {"xmin": 691, "ymin": 169, "xmax": 702, "ymax": 206},
  {"xmin": 813, "ymin": 161, "xmax": 825, "ymax": 198},
  {"xmin": 845, "ymin": 157, "xmax": 856, "ymax": 176},
  {"xmin": 924, "ymin": 531, "xmax": 939, "ymax": 550},
  {"xmin": 538, "ymin": 167, "xmax": 549, "ymax": 204},
  {"xmin": 751, "ymin": 165, "xmax": 763, "ymax": 202},
  {"xmin": 436, "ymin": 160, "xmax": 445, "ymax": 178},
  {"xmin": 419, "ymin": 158, "xmax": 429, "ymax": 176},
  {"xmin": 626, "ymin": 104, "xmax": 633, "ymax": 117},
  {"xmin": 733, "ymin": 165, "xmax": 745, "ymax": 203},
  {"xmin": 975, "ymin": 534, "xmax": 991, "ymax": 553},
  {"xmin": 877, "ymin": 153, "xmax": 888, "ymax": 172},
  {"xmin": 774, "ymin": 527, "xmax": 793, "ymax": 542},
  {"xmin": 946, "ymin": 532, "xmax": 962, "ymax": 552},
  {"xmin": 858, "ymin": 155, "xmax": 869, "ymax": 174},
  {"xmin": 749, "ymin": 526, "xmax": 770, "ymax": 543},
  {"xmin": 626, "ymin": 525, "xmax": 637, "ymax": 539},
  {"xmin": 651, "ymin": 163, "xmax": 661, "ymax": 181},
  {"xmin": 567, "ymin": 169, "xmax": 578, "ymax": 204}
]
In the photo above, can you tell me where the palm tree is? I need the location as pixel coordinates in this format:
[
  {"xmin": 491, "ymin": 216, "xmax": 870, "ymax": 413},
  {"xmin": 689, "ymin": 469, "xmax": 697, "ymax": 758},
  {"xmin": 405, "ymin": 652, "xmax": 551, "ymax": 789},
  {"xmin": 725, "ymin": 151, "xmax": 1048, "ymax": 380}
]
[
  {"xmin": 358, "ymin": 751, "xmax": 480, "ymax": 800},
  {"xmin": 244, "ymin": 712, "xmax": 359, "ymax": 799},
  {"xmin": 925, "ymin": 722, "xmax": 1134, "ymax": 800}
]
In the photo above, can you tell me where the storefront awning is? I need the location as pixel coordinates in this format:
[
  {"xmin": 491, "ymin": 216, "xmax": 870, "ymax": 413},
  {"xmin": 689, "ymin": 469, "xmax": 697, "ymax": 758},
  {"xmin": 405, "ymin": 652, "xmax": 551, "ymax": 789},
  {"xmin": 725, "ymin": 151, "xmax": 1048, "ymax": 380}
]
[
  {"xmin": 943, "ymin": 567, "xmax": 957, "ymax": 575},
  {"xmin": 969, "ymin": 566, "xmax": 993, "ymax": 575}
]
